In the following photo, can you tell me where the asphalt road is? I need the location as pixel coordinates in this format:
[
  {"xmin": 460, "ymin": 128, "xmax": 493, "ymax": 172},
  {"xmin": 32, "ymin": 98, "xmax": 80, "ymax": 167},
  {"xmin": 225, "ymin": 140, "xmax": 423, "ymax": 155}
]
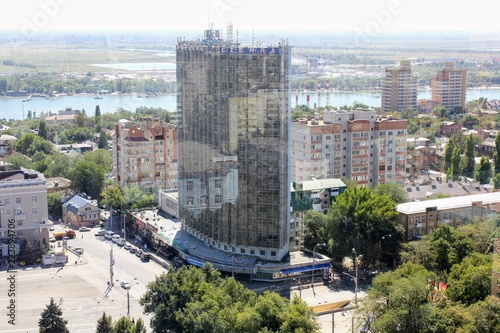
[{"xmin": 0, "ymin": 227, "xmax": 167, "ymax": 333}]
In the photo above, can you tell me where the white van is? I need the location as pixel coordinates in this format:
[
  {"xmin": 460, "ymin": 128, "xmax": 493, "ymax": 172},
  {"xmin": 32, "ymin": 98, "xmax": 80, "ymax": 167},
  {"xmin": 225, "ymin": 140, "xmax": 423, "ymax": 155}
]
[
  {"xmin": 104, "ymin": 231, "xmax": 115, "ymax": 239},
  {"xmin": 112, "ymin": 234, "xmax": 121, "ymax": 243}
]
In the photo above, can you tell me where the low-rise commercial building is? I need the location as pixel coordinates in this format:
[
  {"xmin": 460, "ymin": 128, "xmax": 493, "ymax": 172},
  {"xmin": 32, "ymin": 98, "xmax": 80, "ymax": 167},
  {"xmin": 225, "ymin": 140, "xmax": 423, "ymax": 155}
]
[
  {"xmin": 62, "ymin": 193, "xmax": 100, "ymax": 228},
  {"xmin": 397, "ymin": 191, "xmax": 500, "ymax": 240}
]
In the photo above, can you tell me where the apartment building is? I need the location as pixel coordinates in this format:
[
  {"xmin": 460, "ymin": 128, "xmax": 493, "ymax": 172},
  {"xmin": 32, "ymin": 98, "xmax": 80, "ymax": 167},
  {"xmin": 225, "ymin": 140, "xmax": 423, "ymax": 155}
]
[
  {"xmin": 397, "ymin": 191, "xmax": 500, "ymax": 241},
  {"xmin": 431, "ymin": 62, "xmax": 467, "ymax": 113},
  {"xmin": 381, "ymin": 60, "xmax": 418, "ymax": 112},
  {"xmin": 0, "ymin": 168, "xmax": 52, "ymax": 258},
  {"xmin": 290, "ymin": 178, "xmax": 346, "ymax": 251},
  {"xmin": 113, "ymin": 117, "xmax": 177, "ymax": 192},
  {"xmin": 291, "ymin": 109, "xmax": 407, "ymax": 187}
]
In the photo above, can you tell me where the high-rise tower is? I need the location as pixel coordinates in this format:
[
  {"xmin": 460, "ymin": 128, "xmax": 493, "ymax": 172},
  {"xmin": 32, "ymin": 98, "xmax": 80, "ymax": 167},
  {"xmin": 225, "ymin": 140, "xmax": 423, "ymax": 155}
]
[
  {"xmin": 431, "ymin": 62, "xmax": 467, "ymax": 113},
  {"xmin": 176, "ymin": 30, "xmax": 291, "ymax": 261},
  {"xmin": 381, "ymin": 60, "xmax": 418, "ymax": 112}
]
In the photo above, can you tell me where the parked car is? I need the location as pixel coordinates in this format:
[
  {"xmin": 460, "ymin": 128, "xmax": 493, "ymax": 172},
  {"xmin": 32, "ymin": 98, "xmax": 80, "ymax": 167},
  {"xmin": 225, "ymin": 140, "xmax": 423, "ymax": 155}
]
[
  {"xmin": 95, "ymin": 230, "xmax": 105, "ymax": 237},
  {"xmin": 135, "ymin": 249, "xmax": 142, "ymax": 258},
  {"xmin": 141, "ymin": 252, "xmax": 150, "ymax": 262},
  {"xmin": 49, "ymin": 236, "xmax": 56, "ymax": 243},
  {"xmin": 79, "ymin": 227, "xmax": 91, "ymax": 232},
  {"xmin": 124, "ymin": 244, "xmax": 131, "ymax": 250},
  {"xmin": 129, "ymin": 247, "xmax": 136, "ymax": 254},
  {"xmin": 75, "ymin": 247, "xmax": 84, "ymax": 255}
]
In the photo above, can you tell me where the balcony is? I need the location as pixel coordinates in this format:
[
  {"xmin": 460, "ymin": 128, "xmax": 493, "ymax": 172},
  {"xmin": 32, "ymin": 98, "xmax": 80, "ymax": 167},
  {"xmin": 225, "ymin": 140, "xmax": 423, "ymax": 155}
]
[{"xmin": 13, "ymin": 213, "xmax": 26, "ymax": 220}]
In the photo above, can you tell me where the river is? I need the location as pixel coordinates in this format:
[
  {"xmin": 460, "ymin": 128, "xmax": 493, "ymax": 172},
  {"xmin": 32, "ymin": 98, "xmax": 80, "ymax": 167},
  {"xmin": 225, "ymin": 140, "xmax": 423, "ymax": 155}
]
[{"xmin": 1, "ymin": 88, "xmax": 499, "ymax": 121}]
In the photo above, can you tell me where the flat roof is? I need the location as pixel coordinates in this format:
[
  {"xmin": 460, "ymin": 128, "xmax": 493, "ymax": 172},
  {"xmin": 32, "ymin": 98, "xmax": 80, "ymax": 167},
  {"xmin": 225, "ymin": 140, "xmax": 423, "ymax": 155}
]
[
  {"xmin": 397, "ymin": 191, "xmax": 500, "ymax": 214},
  {"xmin": 129, "ymin": 209, "xmax": 330, "ymax": 279}
]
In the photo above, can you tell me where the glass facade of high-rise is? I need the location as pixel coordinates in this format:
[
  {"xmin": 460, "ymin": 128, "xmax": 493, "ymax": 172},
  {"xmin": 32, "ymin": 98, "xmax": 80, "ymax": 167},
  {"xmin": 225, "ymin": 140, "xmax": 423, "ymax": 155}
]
[{"xmin": 176, "ymin": 30, "xmax": 291, "ymax": 261}]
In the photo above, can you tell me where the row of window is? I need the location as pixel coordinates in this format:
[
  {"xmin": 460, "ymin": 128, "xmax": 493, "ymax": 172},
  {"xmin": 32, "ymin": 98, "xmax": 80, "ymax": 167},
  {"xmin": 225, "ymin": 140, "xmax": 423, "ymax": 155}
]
[
  {"xmin": 1, "ymin": 196, "xmax": 38, "ymax": 205},
  {"xmin": 4, "ymin": 207, "xmax": 39, "ymax": 216}
]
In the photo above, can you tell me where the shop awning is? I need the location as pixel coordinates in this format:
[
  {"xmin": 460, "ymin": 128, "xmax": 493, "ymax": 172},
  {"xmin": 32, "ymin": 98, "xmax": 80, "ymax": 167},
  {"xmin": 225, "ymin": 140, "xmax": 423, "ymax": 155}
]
[{"xmin": 280, "ymin": 262, "xmax": 331, "ymax": 275}]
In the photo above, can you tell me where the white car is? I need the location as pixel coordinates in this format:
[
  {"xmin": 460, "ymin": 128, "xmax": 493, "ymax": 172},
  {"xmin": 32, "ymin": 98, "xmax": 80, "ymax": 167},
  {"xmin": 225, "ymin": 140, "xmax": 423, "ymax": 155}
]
[
  {"xmin": 79, "ymin": 227, "xmax": 91, "ymax": 232},
  {"xmin": 49, "ymin": 236, "xmax": 56, "ymax": 243}
]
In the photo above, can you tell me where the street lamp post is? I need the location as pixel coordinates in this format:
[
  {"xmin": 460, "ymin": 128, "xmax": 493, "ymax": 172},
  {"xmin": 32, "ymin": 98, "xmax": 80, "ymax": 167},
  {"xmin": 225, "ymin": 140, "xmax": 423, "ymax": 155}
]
[
  {"xmin": 312, "ymin": 243, "xmax": 326, "ymax": 294},
  {"xmin": 352, "ymin": 248, "xmax": 358, "ymax": 305},
  {"xmin": 378, "ymin": 234, "xmax": 391, "ymax": 272}
]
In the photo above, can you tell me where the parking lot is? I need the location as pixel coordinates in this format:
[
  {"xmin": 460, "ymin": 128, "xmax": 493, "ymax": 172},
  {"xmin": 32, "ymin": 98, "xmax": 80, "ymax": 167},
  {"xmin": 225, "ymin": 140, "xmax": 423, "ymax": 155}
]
[{"xmin": 0, "ymin": 225, "xmax": 168, "ymax": 333}]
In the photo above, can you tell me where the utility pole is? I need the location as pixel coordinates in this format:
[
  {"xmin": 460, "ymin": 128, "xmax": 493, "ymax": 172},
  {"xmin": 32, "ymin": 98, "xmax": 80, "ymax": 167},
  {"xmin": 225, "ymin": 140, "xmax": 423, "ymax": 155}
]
[{"xmin": 109, "ymin": 244, "xmax": 114, "ymax": 287}]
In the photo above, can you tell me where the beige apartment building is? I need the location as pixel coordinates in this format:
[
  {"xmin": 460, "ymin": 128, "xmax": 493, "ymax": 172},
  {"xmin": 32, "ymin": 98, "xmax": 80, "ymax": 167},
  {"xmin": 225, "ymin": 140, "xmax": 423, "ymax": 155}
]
[
  {"xmin": 381, "ymin": 60, "xmax": 418, "ymax": 112},
  {"xmin": 0, "ymin": 168, "xmax": 52, "ymax": 258},
  {"xmin": 397, "ymin": 191, "xmax": 500, "ymax": 241},
  {"xmin": 431, "ymin": 62, "xmax": 467, "ymax": 113},
  {"xmin": 291, "ymin": 109, "xmax": 407, "ymax": 187},
  {"xmin": 113, "ymin": 117, "xmax": 177, "ymax": 192}
]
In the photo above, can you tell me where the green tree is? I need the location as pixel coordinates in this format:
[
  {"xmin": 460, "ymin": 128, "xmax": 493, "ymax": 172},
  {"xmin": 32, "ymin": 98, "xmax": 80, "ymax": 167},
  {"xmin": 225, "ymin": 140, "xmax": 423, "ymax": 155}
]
[
  {"xmin": 83, "ymin": 149, "xmax": 113, "ymax": 174},
  {"xmin": 38, "ymin": 297, "xmax": 69, "ymax": 333},
  {"xmin": 132, "ymin": 318, "xmax": 147, "ymax": 333},
  {"xmin": 96, "ymin": 312, "xmax": 115, "ymax": 333},
  {"xmin": 47, "ymin": 192, "xmax": 63, "ymax": 218},
  {"xmin": 430, "ymin": 224, "xmax": 474, "ymax": 273},
  {"xmin": 451, "ymin": 147, "xmax": 461, "ymax": 180},
  {"xmin": 98, "ymin": 129, "xmax": 108, "ymax": 149},
  {"xmin": 400, "ymin": 237, "xmax": 433, "ymax": 271},
  {"xmin": 75, "ymin": 112, "xmax": 86, "ymax": 127},
  {"xmin": 44, "ymin": 152, "xmax": 72, "ymax": 178},
  {"xmin": 114, "ymin": 316, "xmax": 133, "ymax": 333},
  {"xmin": 39, "ymin": 119, "xmax": 48, "ymax": 140},
  {"xmin": 101, "ymin": 186, "xmax": 125, "ymax": 210},
  {"xmin": 494, "ymin": 131, "xmax": 500, "ymax": 174},
  {"xmin": 494, "ymin": 173, "xmax": 500, "ymax": 189},
  {"xmin": 2, "ymin": 153, "xmax": 33, "ymax": 170},
  {"xmin": 140, "ymin": 263, "xmax": 319, "ymax": 333},
  {"xmin": 95, "ymin": 104, "xmax": 101, "ymax": 118},
  {"xmin": 446, "ymin": 252, "xmax": 492, "ymax": 305},
  {"xmin": 373, "ymin": 182, "xmax": 410, "ymax": 204},
  {"xmin": 475, "ymin": 155, "xmax": 492, "ymax": 184},
  {"xmin": 122, "ymin": 184, "xmax": 156, "ymax": 209},
  {"xmin": 443, "ymin": 137, "xmax": 455, "ymax": 172},
  {"xmin": 67, "ymin": 160, "xmax": 106, "ymax": 200},
  {"xmin": 461, "ymin": 134, "xmax": 475, "ymax": 179},
  {"xmin": 362, "ymin": 263, "xmax": 435, "ymax": 333},
  {"xmin": 324, "ymin": 186, "xmax": 402, "ymax": 267}
]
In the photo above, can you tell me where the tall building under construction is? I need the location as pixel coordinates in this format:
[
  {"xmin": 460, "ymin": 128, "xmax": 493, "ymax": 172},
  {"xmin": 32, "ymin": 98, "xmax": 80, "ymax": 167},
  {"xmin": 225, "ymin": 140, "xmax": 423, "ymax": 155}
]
[{"xmin": 176, "ymin": 30, "xmax": 291, "ymax": 262}]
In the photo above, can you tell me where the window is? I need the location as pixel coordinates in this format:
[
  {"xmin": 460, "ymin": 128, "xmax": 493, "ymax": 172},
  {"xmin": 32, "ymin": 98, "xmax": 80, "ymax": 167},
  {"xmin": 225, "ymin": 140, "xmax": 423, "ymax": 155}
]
[
  {"xmin": 215, "ymin": 195, "xmax": 222, "ymax": 204},
  {"xmin": 32, "ymin": 207, "xmax": 38, "ymax": 214},
  {"xmin": 18, "ymin": 220, "xmax": 22, "ymax": 226},
  {"xmin": 260, "ymin": 250, "xmax": 266, "ymax": 256},
  {"xmin": 33, "ymin": 229, "xmax": 39, "ymax": 235},
  {"xmin": 32, "ymin": 196, "xmax": 37, "ymax": 202},
  {"xmin": 5, "ymin": 198, "xmax": 10, "ymax": 205},
  {"xmin": 16, "ymin": 198, "xmax": 21, "ymax": 204},
  {"xmin": 187, "ymin": 181, "xmax": 193, "ymax": 191},
  {"xmin": 271, "ymin": 251, "xmax": 277, "ymax": 257},
  {"xmin": 17, "ymin": 231, "xmax": 23, "ymax": 236},
  {"xmin": 215, "ymin": 179, "xmax": 222, "ymax": 189},
  {"xmin": 187, "ymin": 196, "xmax": 194, "ymax": 206}
]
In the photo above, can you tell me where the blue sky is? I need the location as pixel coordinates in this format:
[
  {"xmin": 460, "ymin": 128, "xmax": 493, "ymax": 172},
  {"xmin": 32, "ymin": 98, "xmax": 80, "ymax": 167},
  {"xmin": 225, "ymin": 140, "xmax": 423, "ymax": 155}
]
[{"xmin": 1, "ymin": 0, "xmax": 499, "ymax": 34}]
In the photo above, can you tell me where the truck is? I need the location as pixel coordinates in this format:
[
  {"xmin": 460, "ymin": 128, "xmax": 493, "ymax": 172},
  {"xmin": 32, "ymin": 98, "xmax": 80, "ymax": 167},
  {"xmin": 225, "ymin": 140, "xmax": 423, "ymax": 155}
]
[{"xmin": 53, "ymin": 230, "xmax": 76, "ymax": 240}]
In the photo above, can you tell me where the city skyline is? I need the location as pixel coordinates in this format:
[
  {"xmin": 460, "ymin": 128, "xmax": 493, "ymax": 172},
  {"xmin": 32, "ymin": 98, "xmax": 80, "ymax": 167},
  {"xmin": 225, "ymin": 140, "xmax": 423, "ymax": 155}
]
[{"xmin": 2, "ymin": 0, "xmax": 499, "ymax": 36}]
